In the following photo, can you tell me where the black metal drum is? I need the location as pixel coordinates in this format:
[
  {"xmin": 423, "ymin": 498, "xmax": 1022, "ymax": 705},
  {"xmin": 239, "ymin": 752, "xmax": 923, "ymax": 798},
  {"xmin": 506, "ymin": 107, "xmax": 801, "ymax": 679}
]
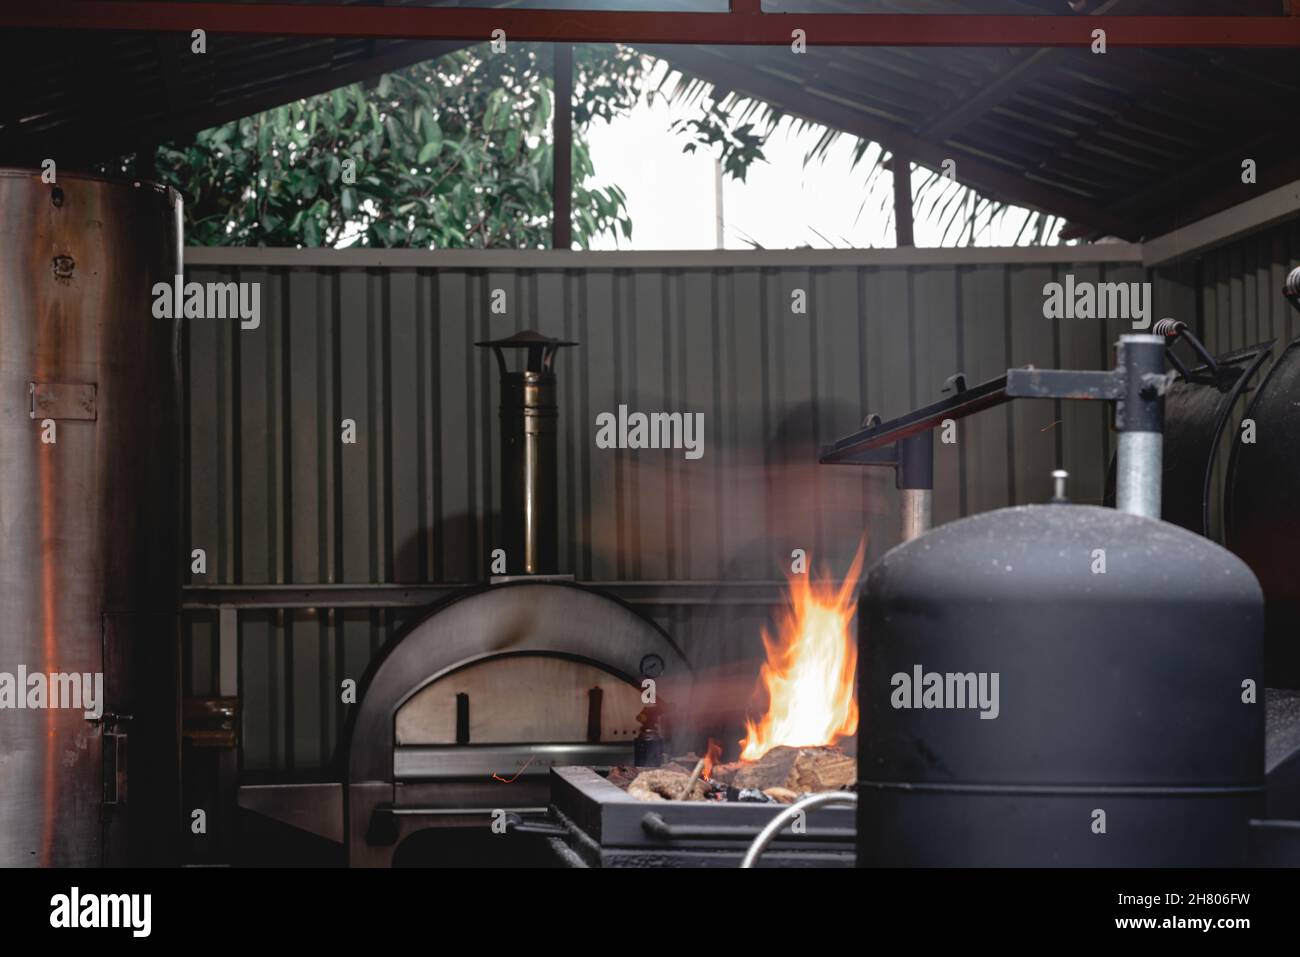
[
  {"xmin": 858, "ymin": 504, "xmax": 1264, "ymax": 866},
  {"xmin": 1227, "ymin": 337, "xmax": 1300, "ymax": 689}
]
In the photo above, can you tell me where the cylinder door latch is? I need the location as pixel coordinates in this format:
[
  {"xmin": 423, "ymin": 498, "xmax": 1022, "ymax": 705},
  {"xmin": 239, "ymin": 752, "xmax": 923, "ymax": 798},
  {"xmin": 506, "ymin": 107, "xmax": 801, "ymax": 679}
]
[{"xmin": 28, "ymin": 382, "xmax": 97, "ymax": 421}]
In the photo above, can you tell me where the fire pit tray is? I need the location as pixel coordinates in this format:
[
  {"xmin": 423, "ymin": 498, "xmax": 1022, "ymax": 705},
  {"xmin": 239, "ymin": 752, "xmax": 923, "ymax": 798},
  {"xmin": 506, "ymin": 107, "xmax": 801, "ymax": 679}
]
[{"xmin": 548, "ymin": 766, "xmax": 855, "ymax": 867}]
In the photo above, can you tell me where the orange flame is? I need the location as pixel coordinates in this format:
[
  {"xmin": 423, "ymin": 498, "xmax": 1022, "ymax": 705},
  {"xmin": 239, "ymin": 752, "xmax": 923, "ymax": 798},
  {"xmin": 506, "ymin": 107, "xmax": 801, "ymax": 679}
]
[
  {"xmin": 739, "ymin": 541, "xmax": 866, "ymax": 762},
  {"xmin": 701, "ymin": 738, "xmax": 723, "ymax": 781}
]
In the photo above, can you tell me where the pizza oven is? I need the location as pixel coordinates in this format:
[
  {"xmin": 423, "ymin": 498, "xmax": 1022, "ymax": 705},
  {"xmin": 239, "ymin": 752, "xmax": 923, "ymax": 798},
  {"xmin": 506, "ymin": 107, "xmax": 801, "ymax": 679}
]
[
  {"xmin": 340, "ymin": 577, "xmax": 688, "ymax": 866},
  {"xmin": 239, "ymin": 331, "xmax": 691, "ymax": 866}
]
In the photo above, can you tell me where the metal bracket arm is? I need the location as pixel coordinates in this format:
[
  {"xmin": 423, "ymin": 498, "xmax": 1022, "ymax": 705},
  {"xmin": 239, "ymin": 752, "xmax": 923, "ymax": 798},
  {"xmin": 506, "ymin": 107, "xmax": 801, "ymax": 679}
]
[
  {"xmin": 820, "ymin": 334, "xmax": 1168, "ymax": 520},
  {"xmin": 1004, "ymin": 367, "xmax": 1124, "ymax": 403}
]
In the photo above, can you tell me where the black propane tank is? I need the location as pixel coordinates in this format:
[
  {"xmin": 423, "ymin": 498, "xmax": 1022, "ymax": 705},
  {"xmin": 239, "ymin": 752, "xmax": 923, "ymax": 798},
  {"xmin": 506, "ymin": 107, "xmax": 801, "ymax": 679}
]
[{"xmin": 858, "ymin": 503, "xmax": 1264, "ymax": 866}]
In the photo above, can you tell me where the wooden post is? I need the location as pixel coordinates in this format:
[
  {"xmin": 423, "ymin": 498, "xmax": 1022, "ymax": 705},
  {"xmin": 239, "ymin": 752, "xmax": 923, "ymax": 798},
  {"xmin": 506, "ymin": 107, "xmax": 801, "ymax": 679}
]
[
  {"xmin": 552, "ymin": 43, "xmax": 573, "ymax": 251},
  {"xmin": 892, "ymin": 152, "xmax": 914, "ymax": 247}
]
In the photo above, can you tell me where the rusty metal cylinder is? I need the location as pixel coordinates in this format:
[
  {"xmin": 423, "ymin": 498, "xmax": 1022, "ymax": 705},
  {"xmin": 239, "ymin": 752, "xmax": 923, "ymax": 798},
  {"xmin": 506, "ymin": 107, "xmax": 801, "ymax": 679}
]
[{"xmin": 0, "ymin": 170, "xmax": 182, "ymax": 866}]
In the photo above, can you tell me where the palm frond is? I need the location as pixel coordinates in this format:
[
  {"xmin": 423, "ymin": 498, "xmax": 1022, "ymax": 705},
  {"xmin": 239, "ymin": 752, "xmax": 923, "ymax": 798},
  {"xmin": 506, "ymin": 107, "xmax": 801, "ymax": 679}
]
[{"xmin": 652, "ymin": 57, "xmax": 1074, "ymax": 247}]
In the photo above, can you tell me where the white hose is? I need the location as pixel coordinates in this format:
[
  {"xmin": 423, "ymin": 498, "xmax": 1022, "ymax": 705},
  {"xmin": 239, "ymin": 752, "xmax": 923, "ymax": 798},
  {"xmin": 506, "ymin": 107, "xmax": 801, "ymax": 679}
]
[{"xmin": 739, "ymin": 791, "xmax": 857, "ymax": 868}]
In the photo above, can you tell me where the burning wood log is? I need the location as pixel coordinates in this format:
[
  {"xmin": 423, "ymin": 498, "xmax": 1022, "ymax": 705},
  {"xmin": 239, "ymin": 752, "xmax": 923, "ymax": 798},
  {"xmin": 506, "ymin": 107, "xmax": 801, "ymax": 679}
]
[
  {"xmin": 626, "ymin": 768, "xmax": 711, "ymax": 802},
  {"xmin": 709, "ymin": 760, "xmax": 743, "ymax": 788},
  {"xmin": 612, "ymin": 745, "xmax": 852, "ymax": 802},
  {"xmin": 729, "ymin": 745, "xmax": 855, "ymax": 793},
  {"xmin": 763, "ymin": 786, "xmax": 799, "ymax": 804},
  {"xmin": 607, "ymin": 762, "xmax": 690, "ymax": 790}
]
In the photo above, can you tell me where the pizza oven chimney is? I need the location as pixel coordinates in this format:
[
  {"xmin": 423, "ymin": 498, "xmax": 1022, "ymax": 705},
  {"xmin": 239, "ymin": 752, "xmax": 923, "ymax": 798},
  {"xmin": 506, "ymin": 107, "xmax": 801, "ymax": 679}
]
[{"xmin": 477, "ymin": 330, "xmax": 576, "ymax": 576}]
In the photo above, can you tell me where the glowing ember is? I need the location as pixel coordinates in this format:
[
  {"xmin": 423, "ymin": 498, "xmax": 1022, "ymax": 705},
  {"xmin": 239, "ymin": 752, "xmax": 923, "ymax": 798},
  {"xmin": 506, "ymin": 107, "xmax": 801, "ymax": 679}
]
[{"xmin": 739, "ymin": 542, "xmax": 865, "ymax": 762}]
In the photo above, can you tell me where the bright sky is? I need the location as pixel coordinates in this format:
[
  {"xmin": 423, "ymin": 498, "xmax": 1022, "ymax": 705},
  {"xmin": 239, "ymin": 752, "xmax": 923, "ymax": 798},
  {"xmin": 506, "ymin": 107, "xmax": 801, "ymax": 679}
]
[{"xmin": 584, "ymin": 57, "xmax": 1066, "ymax": 250}]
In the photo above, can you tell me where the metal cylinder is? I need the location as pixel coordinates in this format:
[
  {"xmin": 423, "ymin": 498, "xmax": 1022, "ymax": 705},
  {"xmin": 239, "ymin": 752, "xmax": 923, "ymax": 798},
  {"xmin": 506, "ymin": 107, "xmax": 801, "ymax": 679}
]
[
  {"xmin": 1283, "ymin": 264, "xmax": 1300, "ymax": 312},
  {"xmin": 859, "ymin": 504, "xmax": 1264, "ymax": 866},
  {"xmin": 0, "ymin": 170, "xmax": 182, "ymax": 866},
  {"xmin": 1114, "ymin": 333, "xmax": 1166, "ymax": 520},
  {"xmin": 478, "ymin": 332, "xmax": 575, "ymax": 576},
  {"xmin": 896, "ymin": 432, "xmax": 934, "ymax": 542},
  {"xmin": 899, "ymin": 489, "xmax": 932, "ymax": 542},
  {"xmin": 501, "ymin": 369, "xmax": 559, "ymax": 574},
  {"xmin": 1116, "ymin": 431, "xmax": 1162, "ymax": 519}
]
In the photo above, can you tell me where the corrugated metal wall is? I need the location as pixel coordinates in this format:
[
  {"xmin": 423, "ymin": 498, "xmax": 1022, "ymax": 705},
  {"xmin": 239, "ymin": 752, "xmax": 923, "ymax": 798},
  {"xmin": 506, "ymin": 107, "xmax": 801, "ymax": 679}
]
[
  {"xmin": 182, "ymin": 250, "xmax": 1162, "ymax": 772},
  {"xmin": 1199, "ymin": 217, "xmax": 1300, "ymax": 356}
]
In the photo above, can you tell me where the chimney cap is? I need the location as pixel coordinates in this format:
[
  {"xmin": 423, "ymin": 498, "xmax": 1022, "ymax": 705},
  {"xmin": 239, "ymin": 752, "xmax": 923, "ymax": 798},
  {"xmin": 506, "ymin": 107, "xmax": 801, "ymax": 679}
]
[
  {"xmin": 477, "ymin": 329, "xmax": 578, "ymax": 375},
  {"xmin": 475, "ymin": 330, "xmax": 577, "ymax": 349}
]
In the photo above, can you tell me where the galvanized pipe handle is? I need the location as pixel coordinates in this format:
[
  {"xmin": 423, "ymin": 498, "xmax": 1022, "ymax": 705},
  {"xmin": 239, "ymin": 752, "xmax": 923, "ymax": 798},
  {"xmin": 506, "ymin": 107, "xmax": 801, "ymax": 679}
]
[
  {"xmin": 1115, "ymin": 334, "xmax": 1166, "ymax": 521},
  {"xmin": 897, "ymin": 432, "xmax": 934, "ymax": 541},
  {"xmin": 900, "ymin": 489, "xmax": 932, "ymax": 542}
]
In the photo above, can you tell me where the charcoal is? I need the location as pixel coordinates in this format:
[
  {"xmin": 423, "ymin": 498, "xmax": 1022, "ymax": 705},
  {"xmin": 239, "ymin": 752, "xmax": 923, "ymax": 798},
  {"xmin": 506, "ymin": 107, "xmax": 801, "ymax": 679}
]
[{"xmin": 735, "ymin": 787, "xmax": 776, "ymax": 804}]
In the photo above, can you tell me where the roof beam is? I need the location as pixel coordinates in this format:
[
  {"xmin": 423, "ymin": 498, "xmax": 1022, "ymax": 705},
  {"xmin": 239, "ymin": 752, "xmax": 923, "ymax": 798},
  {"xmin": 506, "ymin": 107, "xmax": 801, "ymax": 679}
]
[{"xmin": 7, "ymin": 4, "xmax": 1300, "ymax": 48}]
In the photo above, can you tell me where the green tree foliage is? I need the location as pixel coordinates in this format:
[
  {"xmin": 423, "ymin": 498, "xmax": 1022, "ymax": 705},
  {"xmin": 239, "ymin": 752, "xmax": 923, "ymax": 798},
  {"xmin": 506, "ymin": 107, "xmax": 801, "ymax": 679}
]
[
  {"xmin": 141, "ymin": 42, "xmax": 1058, "ymax": 250},
  {"xmin": 658, "ymin": 72, "xmax": 1066, "ymax": 247},
  {"xmin": 152, "ymin": 44, "xmax": 648, "ymax": 248}
]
